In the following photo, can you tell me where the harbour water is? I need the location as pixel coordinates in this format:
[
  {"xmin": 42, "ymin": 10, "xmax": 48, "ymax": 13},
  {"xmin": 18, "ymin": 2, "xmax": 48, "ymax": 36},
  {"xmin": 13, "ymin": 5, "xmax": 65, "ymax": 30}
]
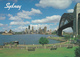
[{"xmin": 0, "ymin": 34, "xmax": 61, "ymax": 45}]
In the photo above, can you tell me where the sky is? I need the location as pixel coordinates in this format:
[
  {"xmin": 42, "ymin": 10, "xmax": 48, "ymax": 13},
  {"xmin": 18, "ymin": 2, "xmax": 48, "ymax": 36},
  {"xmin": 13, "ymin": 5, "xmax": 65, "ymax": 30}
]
[{"xmin": 0, "ymin": 0, "xmax": 80, "ymax": 32}]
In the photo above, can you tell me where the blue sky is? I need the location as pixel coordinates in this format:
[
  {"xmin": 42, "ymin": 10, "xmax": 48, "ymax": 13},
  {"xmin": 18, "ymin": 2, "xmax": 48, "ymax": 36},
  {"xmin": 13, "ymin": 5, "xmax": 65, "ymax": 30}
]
[{"xmin": 0, "ymin": 0, "xmax": 80, "ymax": 32}]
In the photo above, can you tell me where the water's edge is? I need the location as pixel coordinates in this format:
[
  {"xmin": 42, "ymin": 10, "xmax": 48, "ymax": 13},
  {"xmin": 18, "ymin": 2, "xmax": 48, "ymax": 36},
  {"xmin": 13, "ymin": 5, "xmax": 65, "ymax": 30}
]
[{"xmin": 0, "ymin": 34, "xmax": 61, "ymax": 45}]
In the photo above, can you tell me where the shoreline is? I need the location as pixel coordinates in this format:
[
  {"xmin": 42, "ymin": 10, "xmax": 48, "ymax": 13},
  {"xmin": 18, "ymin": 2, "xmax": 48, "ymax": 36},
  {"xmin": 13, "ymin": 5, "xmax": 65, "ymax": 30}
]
[
  {"xmin": 48, "ymin": 37, "xmax": 66, "ymax": 42},
  {"xmin": 47, "ymin": 36, "xmax": 67, "ymax": 42}
]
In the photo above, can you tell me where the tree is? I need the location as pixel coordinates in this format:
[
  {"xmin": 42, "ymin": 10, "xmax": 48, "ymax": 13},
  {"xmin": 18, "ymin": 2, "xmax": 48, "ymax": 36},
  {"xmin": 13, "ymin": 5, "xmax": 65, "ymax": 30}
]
[
  {"xmin": 75, "ymin": 46, "xmax": 80, "ymax": 57},
  {"xmin": 39, "ymin": 37, "xmax": 49, "ymax": 46},
  {"xmin": 75, "ymin": 40, "xmax": 80, "ymax": 57}
]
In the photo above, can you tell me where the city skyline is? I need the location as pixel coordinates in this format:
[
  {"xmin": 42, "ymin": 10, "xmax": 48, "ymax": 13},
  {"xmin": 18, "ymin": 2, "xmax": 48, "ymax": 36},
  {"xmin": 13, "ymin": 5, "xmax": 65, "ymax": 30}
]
[
  {"xmin": 24, "ymin": 25, "xmax": 49, "ymax": 34},
  {"xmin": 0, "ymin": 0, "xmax": 80, "ymax": 32}
]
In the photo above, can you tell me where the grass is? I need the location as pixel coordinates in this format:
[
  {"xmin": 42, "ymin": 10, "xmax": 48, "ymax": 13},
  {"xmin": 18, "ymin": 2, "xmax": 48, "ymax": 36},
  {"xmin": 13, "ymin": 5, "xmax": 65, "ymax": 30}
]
[
  {"xmin": 48, "ymin": 35, "xmax": 72, "ymax": 41},
  {"xmin": 0, "ymin": 47, "xmax": 78, "ymax": 57}
]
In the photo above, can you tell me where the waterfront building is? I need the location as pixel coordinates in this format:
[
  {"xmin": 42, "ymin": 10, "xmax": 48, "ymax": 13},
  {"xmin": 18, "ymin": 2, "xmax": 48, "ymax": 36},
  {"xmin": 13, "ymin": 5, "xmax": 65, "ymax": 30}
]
[
  {"xmin": 49, "ymin": 29, "xmax": 52, "ymax": 34},
  {"xmin": 36, "ymin": 30, "xmax": 38, "ymax": 34},
  {"xmin": 44, "ymin": 26, "xmax": 47, "ymax": 33},
  {"xmin": 32, "ymin": 26, "xmax": 34, "ymax": 33},
  {"xmin": 28, "ymin": 25, "xmax": 30, "ymax": 30},
  {"xmin": 46, "ymin": 30, "xmax": 52, "ymax": 35},
  {"xmin": 39, "ymin": 27, "xmax": 42, "ymax": 34},
  {"xmin": 8, "ymin": 29, "xmax": 12, "ymax": 33},
  {"xmin": 23, "ymin": 26, "xmax": 51, "ymax": 34},
  {"xmin": 2, "ymin": 30, "xmax": 14, "ymax": 35},
  {"xmin": 27, "ymin": 29, "xmax": 30, "ymax": 34},
  {"xmin": 4, "ymin": 30, "xmax": 8, "ymax": 33},
  {"xmin": 42, "ymin": 29, "xmax": 44, "ymax": 32},
  {"xmin": 24, "ymin": 28, "xmax": 27, "ymax": 34}
]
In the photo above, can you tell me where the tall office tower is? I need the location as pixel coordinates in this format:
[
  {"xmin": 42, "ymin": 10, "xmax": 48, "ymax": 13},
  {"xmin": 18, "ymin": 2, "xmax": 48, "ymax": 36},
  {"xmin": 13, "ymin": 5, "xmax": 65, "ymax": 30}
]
[
  {"xmin": 44, "ymin": 26, "xmax": 47, "ymax": 33},
  {"xmin": 42, "ymin": 29, "xmax": 44, "ymax": 32},
  {"xmin": 28, "ymin": 25, "xmax": 30, "ymax": 29},
  {"xmin": 36, "ymin": 30, "xmax": 38, "ymax": 34},
  {"xmin": 32, "ymin": 26, "xmax": 34, "ymax": 32},
  {"xmin": 24, "ymin": 28, "xmax": 27, "ymax": 34},
  {"xmin": 39, "ymin": 27, "xmax": 42, "ymax": 34}
]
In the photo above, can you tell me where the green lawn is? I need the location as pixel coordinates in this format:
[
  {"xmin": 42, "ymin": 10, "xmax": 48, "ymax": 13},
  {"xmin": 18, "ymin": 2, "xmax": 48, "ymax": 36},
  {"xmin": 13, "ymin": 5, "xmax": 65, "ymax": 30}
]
[{"xmin": 0, "ymin": 47, "xmax": 77, "ymax": 57}]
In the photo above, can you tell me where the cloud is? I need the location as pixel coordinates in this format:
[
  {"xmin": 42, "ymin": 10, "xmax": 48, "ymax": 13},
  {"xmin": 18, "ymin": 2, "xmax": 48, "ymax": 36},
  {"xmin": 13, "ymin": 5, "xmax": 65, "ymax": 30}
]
[
  {"xmin": 30, "ymin": 24, "xmax": 50, "ymax": 30},
  {"xmin": 10, "ymin": 21, "xmax": 30, "ymax": 25},
  {"xmin": 63, "ymin": 27, "xmax": 73, "ymax": 33},
  {"xmin": 0, "ymin": 16, "xmax": 6, "ymax": 20},
  {"xmin": 9, "ymin": 16, "xmax": 22, "ymax": 21},
  {"xmin": 8, "ymin": 14, "xmax": 22, "ymax": 20},
  {"xmin": 17, "ymin": 8, "xmax": 42, "ymax": 19},
  {"xmin": 8, "ymin": 8, "xmax": 42, "ymax": 21},
  {"xmin": 0, "ymin": 23, "xmax": 4, "ymax": 26},
  {"xmin": 73, "ymin": 0, "xmax": 80, "ymax": 2},
  {"xmin": 0, "ymin": 23, "xmax": 8, "ymax": 27},
  {"xmin": 54, "ymin": 27, "xmax": 59, "ymax": 31},
  {"xmin": 0, "ymin": 14, "xmax": 6, "ymax": 20},
  {"xmin": 67, "ymin": 9, "xmax": 74, "ymax": 13},
  {"xmin": 35, "ymin": 0, "xmax": 72, "ymax": 9},
  {"xmin": 3, "ymin": 26, "xmax": 12, "ymax": 31},
  {"xmin": 32, "ymin": 15, "xmax": 61, "ymax": 24},
  {"xmin": 13, "ymin": 26, "xmax": 27, "ymax": 32},
  {"xmin": 8, "ymin": 14, "xmax": 13, "ymax": 17},
  {"xmin": 13, "ymin": 24, "xmax": 53, "ymax": 32},
  {"xmin": 0, "ymin": 0, "xmax": 18, "ymax": 2},
  {"xmin": 8, "ymin": 0, "xmax": 18, "ymax": 2},
  {"xmin": 0, "ymin": 23, "xmax": 12, "ymax": 31}
]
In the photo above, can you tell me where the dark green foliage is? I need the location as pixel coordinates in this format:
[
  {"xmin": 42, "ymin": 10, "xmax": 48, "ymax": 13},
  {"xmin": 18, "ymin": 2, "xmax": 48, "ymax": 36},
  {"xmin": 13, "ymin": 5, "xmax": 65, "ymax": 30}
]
[
  {"xmin": 75, "ymin": 47, "xmax": 80, "ymax": 57},
  {"xmin": 39, "ymin": 37, "xmax": 49, "ymax": 46},
  {"xmin": 67, "ymin": 46, "xmax": 73, "ymax": 49},
  {"xmin": 9, "ymin": 42, "xmax": 14, "ymax": 45},
  {"xmin": 50, "ymin": 47, "xmax": 57, "ymax": 50},
  {"xmin": 28, "ymin": 48, "xmax": 35, "ymax": 51},
  {"xmin": 51, "ymin": 31, "xmax": 56, "ymax": 34},
  {"xmin": 45, "ymin": 33, "xmax": 48, "ymax": 35},
  {"xmin": 15, "ymin": 32, "xmax": 22, "ymax": 34},
  {"xmin": 76, "ymin": 35, "xmax": 80, "ymax": 39}
]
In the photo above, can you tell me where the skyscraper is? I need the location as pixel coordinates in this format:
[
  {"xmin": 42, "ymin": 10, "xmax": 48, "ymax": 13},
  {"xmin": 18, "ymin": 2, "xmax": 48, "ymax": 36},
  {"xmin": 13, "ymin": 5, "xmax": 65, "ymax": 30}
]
[
  {"xmin": 24, "ymin": 28, "xmax": 27, "ymax": 34},
  {"xmin": 39, "ymin": 27, "xmax": 42, "ymax": 34},
  {"xmin": 28, "ymin": 25, "xmax": 30, "ymax": 29},
  {"xmin": 32, "ymin": 26, "xmax": 34, "ymax": 32},
  {"xmin": 44, "ymin": 26, "xmax": 47, "ymax": 33}
]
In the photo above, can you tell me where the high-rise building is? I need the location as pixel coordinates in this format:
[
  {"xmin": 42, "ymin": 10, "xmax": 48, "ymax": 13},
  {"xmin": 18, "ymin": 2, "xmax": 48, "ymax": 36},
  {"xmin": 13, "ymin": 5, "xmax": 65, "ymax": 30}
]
[
  {"xmin": 24, "ymin": 28, "xmax": 27, "ymax": 34},
  {"xmin": 32, "ymin": 26, "xmax": 34, "ymax": 32},
  {"xmin": 27, "ymin": 29, "xmax": 30, "ymax": 34},
  {"xmin": 27, "ymin": 25, "xmax": 30, "ymax": 34},
  {"xmin": 28, "ymin": 25, "xmax": 30, "ymax": 29},
  {"xmin": 39, "ymin": 27, "xmax": 42, "ymax": 34},
  {"xmin": 36, "ymin": 30, "xmax": 38, "ymax": 34},
  {"xmin": 44, "ymin": 26, "xmax": 47, "ymax": 33}
]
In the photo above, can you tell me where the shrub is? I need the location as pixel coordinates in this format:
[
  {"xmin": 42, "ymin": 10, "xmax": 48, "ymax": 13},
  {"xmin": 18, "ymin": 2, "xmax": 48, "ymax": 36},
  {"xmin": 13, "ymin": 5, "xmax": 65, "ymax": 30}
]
[
  {"xmin": 75, "ymin": 47, "xmax": 80, "ymax": 57},
  {"xmin": 39, "ymin": 37, "xmax": 49, "ymax": 46}
]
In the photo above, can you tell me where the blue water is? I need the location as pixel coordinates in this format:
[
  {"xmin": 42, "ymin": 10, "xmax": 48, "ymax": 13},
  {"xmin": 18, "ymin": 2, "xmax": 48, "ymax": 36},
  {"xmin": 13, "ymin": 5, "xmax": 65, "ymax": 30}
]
[{"xmin": 0, "ymin": 34, "xmax": 61, "ymax": 45}]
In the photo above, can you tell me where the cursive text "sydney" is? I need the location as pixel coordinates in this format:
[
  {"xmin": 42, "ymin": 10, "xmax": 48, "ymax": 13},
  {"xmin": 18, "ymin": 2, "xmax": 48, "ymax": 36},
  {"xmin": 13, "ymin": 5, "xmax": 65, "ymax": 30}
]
[{"xmin": 4, "ymin": 3, "xmax": 22, "ymax": 10}]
